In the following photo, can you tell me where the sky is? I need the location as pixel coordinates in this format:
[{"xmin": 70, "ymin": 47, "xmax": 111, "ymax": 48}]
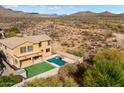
[{"xmin": 2, "ymin": 5, "xmax": 124, "ymax": 15}]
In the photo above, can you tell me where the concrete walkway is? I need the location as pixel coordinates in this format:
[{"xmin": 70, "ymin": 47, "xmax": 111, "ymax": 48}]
[{"xmin": 54, "ymin": 51, "xmax": 81, "ymax": 60}]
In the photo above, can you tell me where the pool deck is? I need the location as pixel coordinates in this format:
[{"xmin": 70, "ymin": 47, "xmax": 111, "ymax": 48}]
[
  {"xmin": 63, "ymin": 57, "xmax": 75, "ymax": 63},
  {"xmin": 44, "ymin": 51, "xmax": 82, "ymax": 63},
  {"xmin": 44, "ymin": 54, "xmax": 58, "ymax": 60},
  {"xmin": 54, "ymin": 51, "xmax": 81, "ymax": 60},
  {"xmin": 43, "ymin": 53, "xmax": 80, "ymax": 68}
]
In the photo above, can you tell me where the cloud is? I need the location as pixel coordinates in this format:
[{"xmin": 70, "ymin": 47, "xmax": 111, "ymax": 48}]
[
  {"xmin": 68, "ymin": 6, "xmax": 73, "ymax": 8},
  {"xmin": 43, "ymin": 6, "xmax": 62, "ymax": 10},
  {"xmin": 46, "ymin": 6, "xmax": 74, "ymax": 10},
  {"xmin": 2, "ymin": 5, "xmax": 19, "ymax": 9}
]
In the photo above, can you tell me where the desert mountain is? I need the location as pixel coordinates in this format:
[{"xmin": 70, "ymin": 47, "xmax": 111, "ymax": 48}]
[
  {"xmin": 70, "ymin": 11, "xmax": 121, "ymax": 17},
  {"xmin": 70, "ymin": 11, "xmax": 97, "ymax": 17},
  {"xmin": 0, "ymin": 6, "xmax": 48, "ymax": 17}
]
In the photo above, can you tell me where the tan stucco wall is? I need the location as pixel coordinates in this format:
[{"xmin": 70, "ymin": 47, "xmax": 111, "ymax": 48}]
[
  {"xmin": 20, "ymin": 58, "xmax": 32, "ymax": 68},
  {"xmin": 13, "ymin": 41, "xmax": 51, "ymax": 57},
  {"xmin": 0, "ymin": 40, "xmax": 52, "ymax": 68},
  {"xmin": 0, "ymin": 44, "xmax": 15, "ymax": 65}
]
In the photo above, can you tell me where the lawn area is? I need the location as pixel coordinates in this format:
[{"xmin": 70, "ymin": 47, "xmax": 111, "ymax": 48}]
[{"xmin": 25, "ymin": 62, "xmax": 55, "ymax": 78}]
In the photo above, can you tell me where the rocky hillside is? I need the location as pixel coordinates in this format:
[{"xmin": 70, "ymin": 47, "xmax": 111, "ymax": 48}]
[
  {"xmin": 0, "ymin": 6, "xmax": 48, "ymax": 17},
  {"xmin": 1, "ymin": 6, "xmax": 124, "ymax": 55},
  {"xmin": 0, "ymin": 6, "xmax": 52, "ymax": 30}
]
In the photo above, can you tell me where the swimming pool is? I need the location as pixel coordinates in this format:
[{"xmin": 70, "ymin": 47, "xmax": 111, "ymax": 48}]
[{"xmin": 47, "ymin": 57, "xmax": 67, "ymax": 66}]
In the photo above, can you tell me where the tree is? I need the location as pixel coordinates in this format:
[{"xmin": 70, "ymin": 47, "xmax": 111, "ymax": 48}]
[
  {"xmin": 83, "ymin": 61, "xmax": 124, "ymax": 87},
  {"xmin": 83, "ymin": 48, "xmax": 124, "ymax": 87},
  {"xmin": 0, "ymin": 75, "xmax": 22, "ymax": 87},
  {"xmin": 93, "ymin": 48, "xmax": 124, "ymax": 65}
]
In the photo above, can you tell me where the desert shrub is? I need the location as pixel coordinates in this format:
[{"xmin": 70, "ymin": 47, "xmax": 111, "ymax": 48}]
[
  {"xmin": 0, "ymin": 75, "xmax": 22, "ymax": 87},
  {"xmin": 104, "ymin": 31, "xmax": 113, "ymax": 38},
  {"xmin": 63, "ymin": 76, "xmax": 78, "ymax": 87},
  {"xmin": 9, "ymin": 27, "xmax": 20, "ymax": 33},
  {"xmin": 119, "ymin": 27, "xmax": 124, "ymax": 33},
  {"xmin": 66, "ymin": 48, "xmax": 85, "ymax": 57},
  {"xmin": 105, "ymin": 23, "xmax": 122, "ymax": 31},
  {"xmin": 24, "ymin": 75, "xmax": 79, "ymax": 87},
  {"xmin": 50, "ymin": 31, "xmax": 59, "ymax": 38},
  {"xmin": 5, "ymin": 31, "xmax": 16, "ymax": 37},
  {"xmin": 83, "ymin": 61, "xmax": 124, "ymax": 87},
  {"xmin": 5, "ymin": 27, "xmax": 20, "ymax": 38},
  {"xmin": 93, "ymin": 48, "xmax": 124, "ymax": 65},
  {"xmin": 25, "ymin": 76, "xmax": 63, "ymax": 87},
  {"xmin": 83, "ymin": 48, "xmax": 124, "ymax": 87},
  {"xmin": 59, "ymin": 63, "xmax": 78, "ymax": 77}
]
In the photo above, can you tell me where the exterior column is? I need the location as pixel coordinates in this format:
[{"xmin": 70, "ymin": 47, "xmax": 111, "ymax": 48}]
[{"xmin": 31, "ymin": 57, "xmax": 34, "ymax": 65}]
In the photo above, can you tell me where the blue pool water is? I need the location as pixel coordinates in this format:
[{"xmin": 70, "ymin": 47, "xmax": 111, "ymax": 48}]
[{"xmin": 47, "ymin": 57, "xmax": 67, "ymax": 66}]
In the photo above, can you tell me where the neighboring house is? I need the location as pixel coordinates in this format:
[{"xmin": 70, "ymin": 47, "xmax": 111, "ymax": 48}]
[{"xmin": 0, "ymin": 35, "xmax": 52, "ymax": 68}]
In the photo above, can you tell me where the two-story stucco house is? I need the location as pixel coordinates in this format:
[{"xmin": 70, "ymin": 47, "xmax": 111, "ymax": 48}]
[{"xmin": 0, "ymin": 35, "xmax": 52, "ymax": 68}]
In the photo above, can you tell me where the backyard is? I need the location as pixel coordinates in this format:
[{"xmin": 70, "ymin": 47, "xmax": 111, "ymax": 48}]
[{"xmin": 24, "ymin": 62, "xmax": 55, "ymax": 78}]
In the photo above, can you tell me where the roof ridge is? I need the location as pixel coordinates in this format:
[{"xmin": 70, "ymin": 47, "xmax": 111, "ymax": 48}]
[{"xmin": 0, "ymin": 34, "xmax": 51, "ymax": 49}]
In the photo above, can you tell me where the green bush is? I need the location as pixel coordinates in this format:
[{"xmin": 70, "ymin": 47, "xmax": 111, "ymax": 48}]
[
  {"xmin": 5, "ymin": 27, "xmax": 20, "ymax": 38},
  {"xmin": 10, "ymin": 27, "xmax": 20, "ymax": 33},
  {"xmin": 93, "ymin": 48, "xmax": 124, "ymax": 65},
  {"xmin": 0, "ymin": 75, "xmax": 23, "ymax": 87},
  {"xmin": 63, "ymin": 77, "xmax": 78, "ymax": 87},
  {"xmin": 66, "ymin": 48, "xmax": 85, "ymax": 57},
  {"xmin": 83, "ymin": 48, "xmax": 124, "ymax": 87},
  {"xmin": 5, "ymin": 31, "xmax": 16, "ymax": 38},
  {"xmin": 59, "ymin": 63, "xmax": 78, "ymax": 77},
  {"xmin": 50, "ymin": 31, "xmax": 59, "ymax": 38},
  {"xmin": 25, "ymin": 76, "xmax": 63, "ymax": 87},
  {"xmin": 83, "ymin": 61, "xmax": 124, "ymax": 87},
  {"xmin": 24, "ymin": 76, "xmax": 78, "ymax": 87}
]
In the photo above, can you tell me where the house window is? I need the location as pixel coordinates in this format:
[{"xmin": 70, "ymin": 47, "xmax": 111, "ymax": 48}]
[
  {"xmin": 20, "ymin": 47, "xmax": 26, "ymax": 53},
  {"xmin": 46, "ymin": 48, "xmax": 50, "ymax": 52},
  {"xmin": 15, "ymin": 59, "xmax": 18, "ymax": 64},
  {"xmin": 27, "ymin": 45, "xmax": 33, "ymax": 52},
  {"xmin": 39, "ymin": 42, "xmax": 42, "ymax": 47},
  {"xmin": 48, "ymin": 41, "xmax": 51, "ymax": 45}
]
